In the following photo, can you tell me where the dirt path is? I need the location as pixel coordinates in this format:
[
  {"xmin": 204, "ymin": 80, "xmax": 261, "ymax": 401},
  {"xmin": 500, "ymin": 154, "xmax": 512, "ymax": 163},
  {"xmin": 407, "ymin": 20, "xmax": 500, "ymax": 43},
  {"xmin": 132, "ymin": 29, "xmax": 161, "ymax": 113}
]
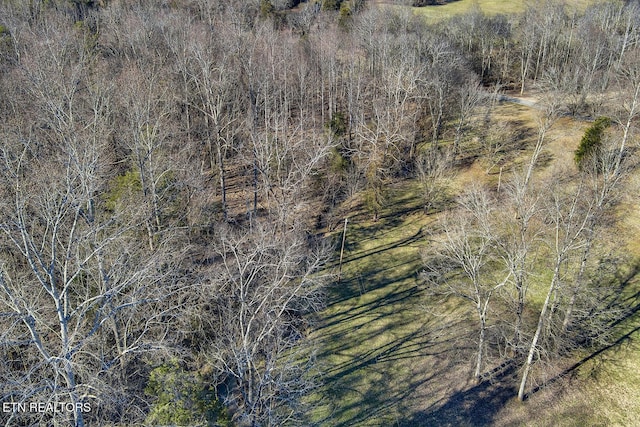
[{"xmin": 498, "ymin": 93, "xmax": 539, "ymax": 109}]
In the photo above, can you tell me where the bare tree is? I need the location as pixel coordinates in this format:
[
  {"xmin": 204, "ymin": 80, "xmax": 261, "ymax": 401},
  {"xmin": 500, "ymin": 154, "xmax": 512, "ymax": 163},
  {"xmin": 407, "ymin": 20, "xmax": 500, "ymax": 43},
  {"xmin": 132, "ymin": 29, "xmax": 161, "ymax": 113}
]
[
  {"xmin": 416, "ymin": 148, "xmax": 452, "ymax": 214},
  {"xmin": 0, "ymin": 14, "xmax": 184, "ymax": 425},
  {"xmin": 497, "ymin": 95, "xmax": 557, "ymax": 354},
  {"xmin": 517, "ymin": 175, "xmax": 592, "ymax": 401},
  {"xmin": 185, "ymin": 21, "xmax": 244, "ymax": 221},
  {"xmin": 452, "ymin": 79, "xmax": 485, "ymax": 156},
  {"xmin": 493, "ymin": 175, "xmax": 542, "ymax": 355},
  {"xmin": 0, "ymin": 90, "xmax": 180, "ymax": 427},
  {"xmin": 419, "ymin": 35, "xmax": 465, "ymax": 148},
  {"xmin": 423, "ymin": 187, "xmax": 510, "ymax": 381},
  {"xmin": 516, "ymin": 2, "xmax": 570, "ymax": 94},
  {"xmin": 201, "ymin": 222, "xmax": 329, "ymax": 427}
]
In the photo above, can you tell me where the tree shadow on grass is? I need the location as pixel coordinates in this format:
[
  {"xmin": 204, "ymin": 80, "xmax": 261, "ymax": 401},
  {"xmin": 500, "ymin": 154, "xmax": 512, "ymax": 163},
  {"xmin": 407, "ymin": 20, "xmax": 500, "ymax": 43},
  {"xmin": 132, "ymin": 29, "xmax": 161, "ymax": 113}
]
[
  {"xmin": 318, "ymin": 282, "xmax": 423, "ymax": 333},
  {"xmin": 326, "ymin": 225, "xmax": 424, "ymax": 271},
  {"xmin": 314, "ymin": 323, "xmax": 459, "ymax": 427},
  {"xmin": 524, "ymin": 269, "xmax": 640, "ymax": 401},
  {"xmin": 311, "ymin": 307, "xmax": 480, "ymax": 426},
  {"xmin": 401, "ymin": 361, "xmax": 518, "ymax": 427},
  {"xmin": 319, "ymin": 320, "xmax": 438, "ymax": 380},
  {"xmin": 526, "ymin": 324, "xmax": 640, "ymax": 401},
  {"xmin": 311, "ymin": 181, "xmax": 447, "ymax": 426},
  {"xmin": 324, "ymin": 227, "xmax": 424, "ymax": 309}
]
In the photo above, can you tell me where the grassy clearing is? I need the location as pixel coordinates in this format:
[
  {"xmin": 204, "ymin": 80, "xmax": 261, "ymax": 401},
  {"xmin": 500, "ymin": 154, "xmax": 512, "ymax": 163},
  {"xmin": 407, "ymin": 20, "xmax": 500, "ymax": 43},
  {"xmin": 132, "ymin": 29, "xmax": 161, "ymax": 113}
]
[
  {"xmin": 412, "ymin": 0, "xmax": 527, "ymax": 20},
  {"xmin": 408, "ymin": 0, "xmax": 599, "ymax": 21},
  {"xmin": 309, "ymin": 97, "xmax": 640, "ymax": 426},
  {"xmin": 309, "ymin": 181, "xmax": 435, "ymax": 426}
]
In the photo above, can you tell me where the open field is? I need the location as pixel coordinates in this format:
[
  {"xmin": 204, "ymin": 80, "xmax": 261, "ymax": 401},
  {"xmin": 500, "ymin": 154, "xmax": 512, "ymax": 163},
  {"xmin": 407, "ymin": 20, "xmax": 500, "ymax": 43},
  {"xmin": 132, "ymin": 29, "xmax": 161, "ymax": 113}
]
[
  {"xmin": 374, "ymin": 0, "xmax": 600, "ymax": 21},
  {"xmin": 310, "ymin": 95, "xmax": 640, "ymax": 426},
  {"xmin": 413, "ymin": 0, "xmax": 529, "ymax": 19},
  {"xmin": 309, "ymin": 179, "xmax": 479, "ymax": 426}
]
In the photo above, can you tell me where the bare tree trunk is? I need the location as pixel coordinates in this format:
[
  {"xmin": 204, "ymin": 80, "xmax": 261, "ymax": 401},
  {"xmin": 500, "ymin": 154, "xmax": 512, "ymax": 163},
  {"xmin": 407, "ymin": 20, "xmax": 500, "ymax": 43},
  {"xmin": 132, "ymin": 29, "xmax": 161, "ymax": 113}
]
[
  {"xmin": 524, "ymin": 106, "xmax": 555, "ymax": 188},
  {"xmin": 562, "ymin": 240, "xmax": 590, "ymax": 332},
  {"xmin": 519, "ymin": 179, "xmax": 590, "ymax": 400},
  {"xmin": 518, "ymin": 263, "xmax": 560, "ymax": 401},
  {"xmin": 475, "ymin": 303, "xmax": 487, "ymax": 381},
  {"xmin": 217, "ymin": 139, "xmax": 228, "ymax": 221},
  {"xmin": 337, "ymin": 217, "xmax": 348, "ymax": 282}
]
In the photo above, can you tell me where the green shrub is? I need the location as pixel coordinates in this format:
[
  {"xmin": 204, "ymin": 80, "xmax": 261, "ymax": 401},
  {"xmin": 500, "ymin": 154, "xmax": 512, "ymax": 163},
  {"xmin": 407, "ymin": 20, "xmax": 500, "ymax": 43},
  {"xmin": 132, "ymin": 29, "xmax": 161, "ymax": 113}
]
[
  {"xmin": 575, "ymin": 116, "xmax": 611, "ymax": 169},
  {"xmin": 260, "ymin": 0, "xmax": 275, "ymax": 17},
  {"xmin": 329, "ymin": 147, "xmax": 349, "ymax": 174},
  {"xmin": 104, "ymin": 170, "xmax": 142, "ymax": 211},
  {"xmin": 145, "ymin": 361, "xmax": 232, "ymax": 427},
  {"xmin": 322, "ymin": 0, "xmax": 342, "ymax": 11},
  {"xmin": 326, "ymin": 111, "xmax": 347, "ymax": 137},
  {"xmin": 339, "ymin": 1, "xmax": 352, "ymax": 27},
  {"xmin": 0, "ymin": 24, "xmax": 13, "ymax": 64}
]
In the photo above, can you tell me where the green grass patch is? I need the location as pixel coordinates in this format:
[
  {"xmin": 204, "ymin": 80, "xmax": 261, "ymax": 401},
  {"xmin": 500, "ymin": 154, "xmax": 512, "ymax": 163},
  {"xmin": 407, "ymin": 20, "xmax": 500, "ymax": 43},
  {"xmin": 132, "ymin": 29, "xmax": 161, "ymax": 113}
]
[
  {"xmin": 309, "ymin": 180, "xmax": 435, "ymax": 426},
  {"xmin": 408, "ymin": 0, "xmax": 599, "ymax": 21},
  {"xmin": 412, "ymin": 0, "xmax": 527, "ymax": 20},
  {"xmin": 308, "ymin": 91, "xmax": 640, "ymax": 426}
]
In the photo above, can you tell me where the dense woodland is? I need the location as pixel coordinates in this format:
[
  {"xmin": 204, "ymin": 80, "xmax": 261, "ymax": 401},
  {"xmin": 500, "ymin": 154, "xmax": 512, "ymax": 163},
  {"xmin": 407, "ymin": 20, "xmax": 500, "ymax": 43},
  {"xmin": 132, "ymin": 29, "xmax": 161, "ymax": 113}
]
[{"xmin": 0, "ymin": 0, "xmax": 639, "ymax": 426}]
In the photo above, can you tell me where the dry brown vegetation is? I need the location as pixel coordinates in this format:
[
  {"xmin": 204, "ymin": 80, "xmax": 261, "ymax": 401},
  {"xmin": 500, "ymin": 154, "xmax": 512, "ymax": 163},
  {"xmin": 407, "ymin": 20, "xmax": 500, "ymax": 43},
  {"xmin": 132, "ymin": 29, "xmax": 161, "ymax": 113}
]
[{"xmin": 0, "ymin": 1, "xmax": 639, "ymax": 426}]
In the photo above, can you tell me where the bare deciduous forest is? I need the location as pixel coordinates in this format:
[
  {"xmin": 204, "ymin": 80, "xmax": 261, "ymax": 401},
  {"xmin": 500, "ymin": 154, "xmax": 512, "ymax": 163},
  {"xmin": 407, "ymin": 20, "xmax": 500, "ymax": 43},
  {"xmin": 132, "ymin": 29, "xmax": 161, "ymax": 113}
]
[{"xmin": 0, "ymin": 0, "xmax": 639, "ymax": 426}]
